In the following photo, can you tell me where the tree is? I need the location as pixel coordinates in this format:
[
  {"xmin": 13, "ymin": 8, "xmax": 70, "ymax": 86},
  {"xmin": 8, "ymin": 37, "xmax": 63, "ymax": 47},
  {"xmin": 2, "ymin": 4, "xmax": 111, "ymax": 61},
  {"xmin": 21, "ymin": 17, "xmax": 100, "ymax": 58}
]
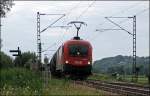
[
  {"xmin": 0, "ymin": 0, "xmax": 14, "ymax": 53},
  {"xmin": 107, "ymin": 67, "xmax": 115, "ymax": 74},
  {"xmin": 14, "ymin": 52, "xmax": 37, "ymax": 68},
  {"xmin": 0, "ymin": 51, "xmax": 14, "ymax": 68},
  {"xmin": 0, "ymin": 0, "xmax": 14, "ymax": 17}
]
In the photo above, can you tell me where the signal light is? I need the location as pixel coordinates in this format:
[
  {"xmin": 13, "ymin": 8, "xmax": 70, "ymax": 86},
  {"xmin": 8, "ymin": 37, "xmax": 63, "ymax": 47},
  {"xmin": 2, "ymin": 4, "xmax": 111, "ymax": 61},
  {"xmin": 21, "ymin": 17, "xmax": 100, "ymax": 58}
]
[
  {"xmin": 65, "ymin": 60, "xmax": 69, "ymax": 64},
  {"xmin": 88, "ymin": 61, "xmax": 90, "ymax": 65}
]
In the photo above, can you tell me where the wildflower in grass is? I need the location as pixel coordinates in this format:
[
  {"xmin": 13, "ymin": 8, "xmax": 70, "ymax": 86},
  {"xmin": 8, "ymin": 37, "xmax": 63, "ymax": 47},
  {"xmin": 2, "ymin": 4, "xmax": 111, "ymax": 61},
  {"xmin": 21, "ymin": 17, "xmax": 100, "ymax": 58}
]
[
  {"xmin": 34, "ymin": 90, "xmax": 37, "ymax": 92},
  {"xmin": 3, "ymin": 84, "xmax": 7, "ymax": 90},
  {"xmin": 26, "ymin": 86, "xmax": 29, "ymax": 89},
  {"xmin": 6, "ymin": 90, "xmax": 10, "ymax": 95}
]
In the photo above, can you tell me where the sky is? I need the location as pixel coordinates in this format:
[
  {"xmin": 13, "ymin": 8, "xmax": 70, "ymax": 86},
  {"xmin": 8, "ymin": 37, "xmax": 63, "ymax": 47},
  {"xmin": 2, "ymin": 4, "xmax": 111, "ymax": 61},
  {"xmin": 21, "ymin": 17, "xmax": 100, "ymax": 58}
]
[{"xmin": 1, "ymin": 1, "xmax": 149, "ymax": 62}]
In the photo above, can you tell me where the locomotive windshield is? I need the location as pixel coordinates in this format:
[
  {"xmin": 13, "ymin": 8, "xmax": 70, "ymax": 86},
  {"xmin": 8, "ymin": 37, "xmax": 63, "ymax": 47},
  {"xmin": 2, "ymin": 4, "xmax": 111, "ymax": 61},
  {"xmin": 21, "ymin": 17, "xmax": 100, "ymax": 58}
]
[{"xmin": 69, "ymin": 45, "xmax": 88, "ymax": 57}]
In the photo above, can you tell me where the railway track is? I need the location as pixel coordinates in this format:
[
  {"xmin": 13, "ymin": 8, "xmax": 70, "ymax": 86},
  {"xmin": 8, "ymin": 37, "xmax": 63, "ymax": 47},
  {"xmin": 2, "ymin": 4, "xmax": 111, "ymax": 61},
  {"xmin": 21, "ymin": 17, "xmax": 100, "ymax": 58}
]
[{"xmin": 74, "ymin": 80, "xmax": 150, "ymax": 96}]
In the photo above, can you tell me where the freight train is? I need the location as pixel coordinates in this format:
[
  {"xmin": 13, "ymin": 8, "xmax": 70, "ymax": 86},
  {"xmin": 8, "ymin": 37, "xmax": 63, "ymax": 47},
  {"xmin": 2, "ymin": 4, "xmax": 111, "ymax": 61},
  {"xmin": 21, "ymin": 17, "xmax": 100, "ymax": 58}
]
[{"xmin": 49, "ymin": 21, "xmax": 92, "ymax": 79}]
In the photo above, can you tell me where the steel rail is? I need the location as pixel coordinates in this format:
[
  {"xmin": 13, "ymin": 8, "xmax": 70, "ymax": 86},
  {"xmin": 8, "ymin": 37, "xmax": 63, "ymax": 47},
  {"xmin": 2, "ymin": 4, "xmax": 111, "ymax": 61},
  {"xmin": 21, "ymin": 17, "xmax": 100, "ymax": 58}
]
[{"xmin": 74, "ymin": 80, "xmax": 150, "ymax": 96}]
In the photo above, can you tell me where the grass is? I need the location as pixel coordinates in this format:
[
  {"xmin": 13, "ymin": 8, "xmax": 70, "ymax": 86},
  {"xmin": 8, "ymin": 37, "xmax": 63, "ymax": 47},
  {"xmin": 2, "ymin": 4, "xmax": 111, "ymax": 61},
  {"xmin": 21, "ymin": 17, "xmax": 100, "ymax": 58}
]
[
  {"xmin": 88, "ymin": 73, "xmax": 116, "ymax": 81},
  {"xmin": 43, "ymin": 78, "xmax": 108, "ymax": 95},
  {"xmin": 88, "ymin": 73, "xmax": 149, "ymax": 85},
  {"xmin": 0, "ymin": 68, "xmax": 42, "ymax": 95},
  {"xmin": 123, "ymin": 75, "xmax": 148, "ymax": 85},
  {"xmin": 0, "ymin": 68, "xmax": 109, "ymax": 95}
]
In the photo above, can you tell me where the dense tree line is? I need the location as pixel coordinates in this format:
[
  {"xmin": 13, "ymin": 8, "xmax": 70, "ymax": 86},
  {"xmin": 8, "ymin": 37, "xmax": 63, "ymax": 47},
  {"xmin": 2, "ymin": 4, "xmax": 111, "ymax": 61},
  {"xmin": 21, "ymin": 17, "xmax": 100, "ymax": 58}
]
[
  {"xmin": 14, "ymin": 52, "xmax": 37, "ymax": 68},
  {"xmin": 0, "ymin": 51, "xmax": 37, "ymax": 69},
  {"xmin": 0, "ymin": 0, "xmax": 14, "ymax": 17},
  {"xmin": 93, "ymin": 55, "xmax": 149, "ymax": 76}
]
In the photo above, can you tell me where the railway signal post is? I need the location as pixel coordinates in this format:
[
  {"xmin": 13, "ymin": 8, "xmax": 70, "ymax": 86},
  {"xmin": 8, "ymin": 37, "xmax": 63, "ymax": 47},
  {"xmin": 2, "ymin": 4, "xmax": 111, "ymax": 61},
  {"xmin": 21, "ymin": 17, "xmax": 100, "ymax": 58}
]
[{"xmin": 10, "ymin": 47, "xmax": 22, "ymax": 67}]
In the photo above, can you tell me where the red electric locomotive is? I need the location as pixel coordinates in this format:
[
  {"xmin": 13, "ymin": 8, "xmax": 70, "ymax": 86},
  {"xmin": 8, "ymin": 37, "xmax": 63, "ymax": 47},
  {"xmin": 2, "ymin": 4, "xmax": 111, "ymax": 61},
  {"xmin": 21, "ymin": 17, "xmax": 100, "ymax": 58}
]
[{"xmin": 49, "ymin": 21, "xmax": 92, "ymax": 79}]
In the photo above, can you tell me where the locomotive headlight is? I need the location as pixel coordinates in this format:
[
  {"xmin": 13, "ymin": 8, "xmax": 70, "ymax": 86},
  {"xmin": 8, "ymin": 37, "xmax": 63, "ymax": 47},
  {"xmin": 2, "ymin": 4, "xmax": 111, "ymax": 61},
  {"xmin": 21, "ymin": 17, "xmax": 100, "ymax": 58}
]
[
  {"xmin": 88, "ymin": 61, "xmax": 91, "ymax": 65},
  {"xmin": 65, "ymin": 60, "xmax": 69, "ymax": 64}
]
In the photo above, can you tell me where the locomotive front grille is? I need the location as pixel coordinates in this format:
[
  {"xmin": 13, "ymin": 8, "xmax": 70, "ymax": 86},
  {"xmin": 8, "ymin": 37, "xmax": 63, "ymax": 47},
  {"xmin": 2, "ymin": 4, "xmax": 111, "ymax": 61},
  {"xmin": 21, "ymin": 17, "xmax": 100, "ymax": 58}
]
[{"xmin": 63, "ymin": 64, "xmax": 92, "ymax": 75}]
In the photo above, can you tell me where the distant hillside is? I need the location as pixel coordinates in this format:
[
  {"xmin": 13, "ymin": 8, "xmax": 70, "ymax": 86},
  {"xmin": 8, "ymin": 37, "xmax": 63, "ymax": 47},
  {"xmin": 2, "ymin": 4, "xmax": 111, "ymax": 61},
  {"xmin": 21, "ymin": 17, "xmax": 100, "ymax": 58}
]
[{"xmin": 93, "ymin": 55, "xmax": 149, "ymax": 75}]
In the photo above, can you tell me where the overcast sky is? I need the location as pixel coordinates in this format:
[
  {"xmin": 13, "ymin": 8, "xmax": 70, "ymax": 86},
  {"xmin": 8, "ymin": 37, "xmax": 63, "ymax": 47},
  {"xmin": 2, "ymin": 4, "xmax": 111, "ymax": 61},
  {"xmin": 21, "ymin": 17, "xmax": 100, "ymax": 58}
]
[{"xmin": 1, "ymin": 1, "xmax": 149, "ymax": 61}]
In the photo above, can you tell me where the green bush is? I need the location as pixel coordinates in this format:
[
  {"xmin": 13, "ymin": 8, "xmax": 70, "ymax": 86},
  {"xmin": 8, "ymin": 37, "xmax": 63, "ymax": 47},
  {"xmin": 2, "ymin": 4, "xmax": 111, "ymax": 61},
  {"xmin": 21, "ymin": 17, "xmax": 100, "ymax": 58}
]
[
  {"xmin": 14, "ymin": 51, "xmax": 37, "ymax": 68},
  {"xmin": 0, "ymin": 51, "xmax": 14, "ymax": 68}
]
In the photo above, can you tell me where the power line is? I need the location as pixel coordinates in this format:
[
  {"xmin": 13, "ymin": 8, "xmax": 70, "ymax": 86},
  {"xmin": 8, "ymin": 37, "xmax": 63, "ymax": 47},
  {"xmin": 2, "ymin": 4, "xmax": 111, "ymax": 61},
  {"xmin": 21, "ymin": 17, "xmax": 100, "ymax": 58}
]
[
  {"xmin": 65, "ymin": 1, "xmax": 140, "ymax": 40},
  {"xmin": 61, "ymin": 1, "xmax": 95, "ymax": 40},
  {"xmin": 84, "ymin": 2, "xmax": 144, "ymax": 40},
  {"xmin": 86, "ymin": 18, "xmax": 130, "ymax": 41},
  {"xmin": 40, "ymin": 14, "xmax": 65, "ymax": 33},
  {"xmin": 98, "ymin": 2, "xmax": 143, "ymax": 27},
  {"xmin": 62, "ymin": 1, "xmax": 81, "ymax": 25},
  {"xmin": 110, "ymin": 2, "xmax": 144, "ymax": 17},
  {"xmin": 42, "ymin": 43, "xmax": 57, "ymax": 53},
  {"xmin": 41, "ymin": 2, "xmax": 79, "ymax": 50},
  {"xmin": 66, "ymin": 1, "xmax": 81, "ymax": 17},
  {"xmin": 43, "ymin": 2, "xmax": 81, "ymax": 51},
  {"xmin": 105, "ymin": 17, "xmax": 133, "ymax": 35},
  {"xmin": 135, "ymin": 7, "xmax": 149, "ymax": 16},
  {"xmin": 44, "ymin": 2, "xmax": 84, "ymax": 49},
  {"xmin": 42, "ymin": 30, "xmax": 66, "ymax": 53},
  {"xmin": 55, "ymin": 2, "xmax": 81, "ymax": 36},
  {"xmin": 41, "ymin": 2, "xmax": 80, "ymax": 53},
  {"xmin": 88, "ymin": 7, "xmax": 149, "ymax": 41},
  {"xmin": 76, "ymin": 0, "xmax": 96, "ymax": 20},
  {"xmin": 55, "ymin": 2, "xmax": 81, "ymax": 45}
]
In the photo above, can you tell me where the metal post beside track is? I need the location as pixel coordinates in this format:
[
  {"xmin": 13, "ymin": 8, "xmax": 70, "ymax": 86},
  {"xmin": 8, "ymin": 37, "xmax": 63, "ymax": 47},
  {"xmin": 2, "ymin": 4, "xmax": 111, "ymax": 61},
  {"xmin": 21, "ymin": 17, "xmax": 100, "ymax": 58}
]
[
  {"xmin": 37, "ymin": 12, "xmax": 41, "ymax": 69},
  {"xmin": 96, "ymin": 16, "xmax": 138, "ymax": 82}
]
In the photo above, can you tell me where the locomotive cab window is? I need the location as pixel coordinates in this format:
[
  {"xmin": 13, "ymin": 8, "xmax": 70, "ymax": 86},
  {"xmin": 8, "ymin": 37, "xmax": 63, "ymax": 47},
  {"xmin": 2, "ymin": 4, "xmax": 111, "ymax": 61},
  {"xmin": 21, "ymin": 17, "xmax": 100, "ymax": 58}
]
[{"xmin": 69, "ymin": 44, "xmax": 88, "ymax": 57}]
